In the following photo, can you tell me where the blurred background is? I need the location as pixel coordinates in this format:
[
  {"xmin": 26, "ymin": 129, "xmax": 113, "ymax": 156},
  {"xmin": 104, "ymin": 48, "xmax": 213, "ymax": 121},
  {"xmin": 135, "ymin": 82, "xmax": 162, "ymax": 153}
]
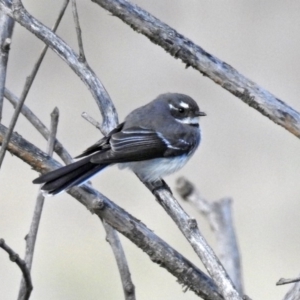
[{"xmin": 1, "ymin": 1, "xmax": 300, "ymax": 299}]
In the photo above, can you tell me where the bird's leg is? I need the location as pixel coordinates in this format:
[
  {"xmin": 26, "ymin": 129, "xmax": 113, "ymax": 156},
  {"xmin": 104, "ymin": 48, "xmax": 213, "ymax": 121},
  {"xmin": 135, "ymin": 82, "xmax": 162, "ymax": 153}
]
[
  {"xmin": 146, "ymin": 179, "xmax": 173, "ymax": 195},
  {"xmin": 135, "ymin": 173, "xmax": 173, "ymax": 194}
]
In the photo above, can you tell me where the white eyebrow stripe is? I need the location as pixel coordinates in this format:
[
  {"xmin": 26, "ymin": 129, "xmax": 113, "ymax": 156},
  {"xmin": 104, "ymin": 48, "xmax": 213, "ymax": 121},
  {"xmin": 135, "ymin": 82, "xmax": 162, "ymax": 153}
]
[
  {"xmin": 176, "ymin": 117, "xmax": 199, "ymax": 125},
  {"xmin": 180, "ymin": 101, "xmax": 189, "ymax": 108},
  {"xmin": 169, "ymin": 103, "xmax": 177, "ymax": 110}
]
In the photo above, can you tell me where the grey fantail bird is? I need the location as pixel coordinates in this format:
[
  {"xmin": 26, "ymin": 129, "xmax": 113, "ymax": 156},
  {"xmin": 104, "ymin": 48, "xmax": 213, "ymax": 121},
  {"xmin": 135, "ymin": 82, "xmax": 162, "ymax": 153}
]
[{"xmin": 33, "ymin": 93, "xmax": 206, "ymax": 195}]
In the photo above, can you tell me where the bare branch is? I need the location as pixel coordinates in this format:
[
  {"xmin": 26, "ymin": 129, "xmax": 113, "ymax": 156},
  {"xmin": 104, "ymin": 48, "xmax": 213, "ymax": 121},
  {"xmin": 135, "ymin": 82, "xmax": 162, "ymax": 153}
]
[
  {"xmin": 82, "ymin": 111, "xmax": 101, "ymax": 130},
  {"xmin": 278, "ymin": 277, "xmax": 300, "ymax": 286},
  {"xmin": 91, "ymin": 0, "xmax": 300, "ymax": 139},
  {"xmin": 4, "ymin": 88, "xmax": 73, "ymax": 164},
  {"xmin": 18, "ymin": 107, "xmax": 59, "ymax": 300},
  {"xmin": 0, "ymin": 0, "xmax": 14, "ymax": 122},
  {"xmin": 47, "ymin": 107, "xmax": 59, "ymax": 156},
  {"xmin": 0, "ymin": 238, "xmax": 32, "ymax": 300},
  {"xmin": 176, "ymin": 177, "xmax": 243, "ymax": 294},
  {"xmin": 0, "ymin": 0, "xmax": 69, "ymax": 168},
  {"xmin": 103, "ymin": 221, "xmax": 136, "ymax": 300},
  {"xmin": 144, "ymin": 180, "xmax": 242, "ymax": 300},
  {"xmin": 71, "ymin": 0, "xmax": 86, "ymax": 62},
  {"xmin": 82, "ymin": 111, "xmax": 137, "ymax": 298},
  {"xmin": 0, "ymin": 123, "xmax": 223, "ymax": 300},
  {"xmin": 0, "ymin": 0, "xmax": 118, "ymax": 135}
]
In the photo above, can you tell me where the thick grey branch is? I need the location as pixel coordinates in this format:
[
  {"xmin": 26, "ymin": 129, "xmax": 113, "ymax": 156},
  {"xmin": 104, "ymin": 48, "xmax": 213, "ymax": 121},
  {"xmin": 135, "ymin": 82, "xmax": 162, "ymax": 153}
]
[
  {"xmin": 0, "ymin": 123, "xmax": 223, "ymax": 300},
  {"xmin": 148, "ymin": 183, "xmax": 242, "ymax": 300},
  {"xmin": 0, "ymin": 0, "xmax": 14, "ymax": 122},
  {"xmin": 176, "ymin": 177, "xmax": 243, "ymax": 294},
  {"xmin": 0, "ymin": 0, "xmax": 118, "ymax": 135},
  {"xmin": 91, "ymin": 0, "xmax": 300, "ymax": 139}
]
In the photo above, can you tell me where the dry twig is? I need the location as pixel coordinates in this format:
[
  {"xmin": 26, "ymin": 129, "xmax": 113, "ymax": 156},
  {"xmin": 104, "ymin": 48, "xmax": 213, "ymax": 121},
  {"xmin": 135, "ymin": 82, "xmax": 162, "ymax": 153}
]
[
  {"xmin": 17, "ymin": 108, "xmax": 59, "ymax": 300},
  {"xmin": 0, "ymin": 0, "xmax": 14, "ymax": 122},
  {"xmin": 0, "ymin": 239, "xmax": 32, "ymax": 300},
  {"xmin": 71, "ymin": 0, "xmax": 86, "ymax": 62},
  {"xmin": 176, "ymin": 177, "xmax": 243, "ymax": 294},
  {"xmin": 0, "ymin": 0, "xmax": 69, "ymax": 168}
]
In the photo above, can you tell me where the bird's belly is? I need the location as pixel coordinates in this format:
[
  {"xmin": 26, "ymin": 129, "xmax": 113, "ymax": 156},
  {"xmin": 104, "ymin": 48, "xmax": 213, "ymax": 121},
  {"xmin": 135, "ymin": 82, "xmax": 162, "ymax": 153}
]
[{"xmin": 119, "ymin": 155, "xmax": 190, "ymax": 182}]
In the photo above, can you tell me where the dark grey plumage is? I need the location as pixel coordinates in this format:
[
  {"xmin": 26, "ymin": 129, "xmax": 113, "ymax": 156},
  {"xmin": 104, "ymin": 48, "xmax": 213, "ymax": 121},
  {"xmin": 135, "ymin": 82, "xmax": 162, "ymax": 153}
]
[{"xmin": 33, "ymin": 93, "xmax": 206, "ymax": 195}]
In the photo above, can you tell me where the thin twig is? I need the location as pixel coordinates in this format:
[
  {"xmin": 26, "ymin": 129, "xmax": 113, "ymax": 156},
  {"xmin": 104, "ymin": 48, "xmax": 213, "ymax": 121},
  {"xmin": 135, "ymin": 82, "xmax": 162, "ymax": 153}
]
[
  {"xmin": 4, "ymin": 88, "xmax": 73, "ymax": 164},
  {"xmin": 176, "ymin": 177, "xmax": 244, "ymax": 294},
  {"xmin": 0, "ymin": 0, "xmax": 118, "ymax": 135},
  {"xmin": 103, "ymin": 221, "xmax": 136, "ymax": 300},
  {"xmin": 0, "ymin": 238, "xmax": 33, "ymax": 300},
  {"xmin": 277, "ymin": 277, "xmax": 300, "ymax": 286},
  {"xmin": 145, "ymin": 181, "xmax": 242, "ymax": 300},
  {"xmin": 0, "ymin": 123, "xmax": 223, "ymax": 300},
  {"xmin": 81, "ymin": 111, "xmax": 101, "ymax": 130},
  {"xmin": 0, "ymin": 0, "xmax": 14, "ymax": 122},
  {"xmin": 0, "ymin": 0, "xmax": 69, "ymax": 168},
  {"xmin": 71, "ymin": 0, "xmax": 86, "ymax": 62},
  {"xmin": 18, "ymin": 107, "xmax": 59, "ymax": 300},
  {"xmin": 91, "ymin": 0, "xmax": 300, "ymax": 139},
  {"xmin": 47, "ymin": 107, "xmax": 59, "ymax": 156}
]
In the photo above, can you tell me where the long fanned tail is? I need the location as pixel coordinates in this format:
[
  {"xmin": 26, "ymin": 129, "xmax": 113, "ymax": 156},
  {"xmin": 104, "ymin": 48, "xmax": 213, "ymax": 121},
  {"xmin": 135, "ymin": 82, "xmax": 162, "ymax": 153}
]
[{"xmin": 33, "ymin": 157, "xmax": 108, "ymax": 195}]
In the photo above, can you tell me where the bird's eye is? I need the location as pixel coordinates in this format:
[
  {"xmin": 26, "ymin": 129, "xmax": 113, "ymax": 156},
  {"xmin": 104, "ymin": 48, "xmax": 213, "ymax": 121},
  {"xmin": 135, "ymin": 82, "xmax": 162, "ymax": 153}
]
[{"xmin": 178, "ymin": 107, "xmax": 185, "ymax": 113}]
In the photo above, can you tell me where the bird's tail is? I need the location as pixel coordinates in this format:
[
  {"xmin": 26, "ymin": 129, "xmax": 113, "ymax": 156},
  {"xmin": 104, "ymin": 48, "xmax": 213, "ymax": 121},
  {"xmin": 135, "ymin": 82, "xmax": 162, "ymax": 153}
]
[{"xmin": 33, "ymin": 157, "xmax": 108, "ymax": 195}]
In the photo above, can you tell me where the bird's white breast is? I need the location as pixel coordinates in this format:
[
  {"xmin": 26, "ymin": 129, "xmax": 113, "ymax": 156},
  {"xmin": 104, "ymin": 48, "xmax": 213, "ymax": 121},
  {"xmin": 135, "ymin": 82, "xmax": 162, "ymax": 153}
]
[{"xmin": 119, "ymin": 155, "xmax": 191, "ymax": 182}]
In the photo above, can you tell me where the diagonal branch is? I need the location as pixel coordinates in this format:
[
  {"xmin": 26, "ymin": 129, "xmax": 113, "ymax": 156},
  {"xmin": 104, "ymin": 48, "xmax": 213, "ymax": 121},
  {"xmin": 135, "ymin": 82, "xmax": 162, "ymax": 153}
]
[
  {"xmin": 91, "ymin": 0, "xmax": 300, "ymax": 139},
  {"xmin": 145, "ymin": 182, "xmax": 242, "ymax": 300},
  {"xmin": 4, "ymin": 88, "xmax": 73, "ymax": 164},
  {"xmin": 176, "ymin": 177, "xmax": 243, "ymax": 294},
  {"xmin": 0, "ymin": 0, "xmax": 69, "ymax": 168},
  {"xmin": 0, "ymin": 0, "xmax": 118, "ymax": 135},
  {"xmin": 0, "ymin": 123, "xmax": 223, "ymax": 300}
]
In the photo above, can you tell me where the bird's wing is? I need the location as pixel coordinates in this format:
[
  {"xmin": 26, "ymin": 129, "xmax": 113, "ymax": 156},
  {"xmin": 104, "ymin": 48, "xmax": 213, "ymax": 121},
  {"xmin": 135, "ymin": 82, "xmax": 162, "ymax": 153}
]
[
  {"xmin": 90, "ymin": 126, "xmax": 191, "ymax": 163},
  {"xmin": 75, "ymin": 122, "xmax": 125, "ymax": 158}
]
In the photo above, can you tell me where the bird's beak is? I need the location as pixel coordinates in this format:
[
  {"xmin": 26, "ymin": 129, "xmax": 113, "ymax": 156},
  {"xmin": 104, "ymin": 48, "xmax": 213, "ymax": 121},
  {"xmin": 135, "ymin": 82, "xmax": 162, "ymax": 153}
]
[{"xmin": 196, "ymin": 111, "xmax": 206, "ymax": 117}]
